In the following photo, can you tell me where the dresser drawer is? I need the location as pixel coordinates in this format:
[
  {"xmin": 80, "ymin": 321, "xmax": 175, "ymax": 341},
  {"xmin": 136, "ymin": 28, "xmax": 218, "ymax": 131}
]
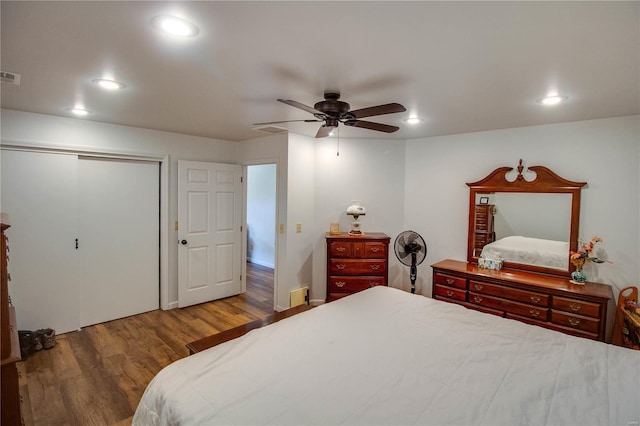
[
  {"xmin": 329, "ymin": 241, "xmax": 353, "ymax": 257},
  {"xmin": 469, "ymin": 281, "xmax": 549, "ymax": 306},
  {"xmin": 433, "ymin": 273, "xmax": 466, "ymax": 289},
  {"xmin": 328, "ymin": 276, "xmax": 386, "ymax": 293},
  {"xmin": 362, "ymin": 242, "xmax": 387, "ymax": 258},
  {"xmin": 329, "ymin": 259, "xmax": 386, "ymax": 275},
  {"xmin": 469, "ymin": 292, "xmax": 548, "ymax": 321},
  {"xmin": 551, "ymin": 310, "xmax": 600, "ymax": 334},
  {"xmin": 552, "ymin": 296, "xmax": 600, "ymax": 318},
  {"xmin": 434, "ymin": 284, "xmax": 466, "ymax": 301}
]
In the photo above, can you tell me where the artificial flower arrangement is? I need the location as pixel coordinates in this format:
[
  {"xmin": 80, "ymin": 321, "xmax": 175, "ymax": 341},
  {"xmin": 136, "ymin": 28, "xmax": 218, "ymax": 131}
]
[{"xmin": 570, "ymin": 236, "xmax": 607, "ymax": 271}]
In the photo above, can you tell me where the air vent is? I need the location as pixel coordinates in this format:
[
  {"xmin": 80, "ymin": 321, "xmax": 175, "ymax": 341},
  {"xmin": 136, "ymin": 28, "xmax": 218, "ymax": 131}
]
[
  {"xmin": 0, "ymin": 71, "xmax": 21, "ymax": 86},
  {"xmin": 254, "ymin": 126, "xmax": 288, "ymax": 134}
]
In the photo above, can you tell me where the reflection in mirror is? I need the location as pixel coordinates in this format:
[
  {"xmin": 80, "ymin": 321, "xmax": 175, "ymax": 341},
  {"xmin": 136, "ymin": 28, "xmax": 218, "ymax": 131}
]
[
  {"xmin": 466, "ymin": 160, "xmax": 586, "ymax": 277},
  {"xmin": 473, "ymin": 193, "xmax": 572, "ymax": 270}
]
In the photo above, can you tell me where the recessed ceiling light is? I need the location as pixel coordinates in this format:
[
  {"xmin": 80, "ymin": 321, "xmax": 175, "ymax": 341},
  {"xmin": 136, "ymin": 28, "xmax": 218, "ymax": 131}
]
[
  {"xmin": 537, "ymin": 95, "xmax": 568, "ymax": 106},
  {"xmin": 92, "ymin": 78, "xmax": 126, "ymax": 90},
  {"xmin": 66, "ymin": 107, "xmax": 91, "ymax": 116},
  {"xmin": 151, "ymin": 15, "xmax": 199, "ymax": 37},
  {"xmin": 403, "ymin": 117, "xmax": 424, "ymax": 125}
]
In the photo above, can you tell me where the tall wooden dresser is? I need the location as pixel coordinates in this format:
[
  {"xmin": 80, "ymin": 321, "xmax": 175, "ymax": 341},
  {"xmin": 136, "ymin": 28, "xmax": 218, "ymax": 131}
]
[
  {"xmin": 1, "ymin": 221, "xmax": 22, "ymax": 425},
  {"xmin": 472, "ymin": 204, "xmax": 495, "ymax": 257},
  {"xmin": 326, "ymin": 233, "xmax": 390, "ymax": 302}
]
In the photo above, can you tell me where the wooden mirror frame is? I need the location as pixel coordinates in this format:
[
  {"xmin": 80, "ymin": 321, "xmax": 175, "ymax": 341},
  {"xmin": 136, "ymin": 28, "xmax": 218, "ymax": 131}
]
[{"xmin": 466, "ymin": 160, "xmax": 586, "ymax": 277}]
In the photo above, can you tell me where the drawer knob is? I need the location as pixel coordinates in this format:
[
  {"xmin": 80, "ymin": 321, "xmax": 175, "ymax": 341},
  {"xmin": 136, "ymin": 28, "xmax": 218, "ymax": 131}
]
[
  {"xmin": 446, "ymin": 278, "xmax": 455, "ymax": 285},
  {"xmin": 530, "ymin": 295, "xmax": 541, "ymax": 303},
  {"xmin": 369, "ymin": 282, "xmax": 379, "ymax": 287},
  {"xmin": 568, "ymin": 317, "xmax": 581, "ymax": 326},
  {"xmin": 569, "ymin": 302, "xmax": 581, "ymax": 312},
  {"xmin": 336, "ymin": 264, "xmax": 346, "ymax": 270},
  {"xmin": 336, "ymin": 247, "xmax": 346, "ymax": 252},
  {"xmin": 370, "ymin": 264, "xmax": 380, "ymax": 271},
  {"xmin": 529, "ymin": 308, "xmax": 540, "ymax": 317},
  {"xmin": 473, "ymin": 295, "xmax": 483, "ymax": 303},
  {"xmin": 370, "ymin": 247, "xmax": 380, "ymax": 253},
  {"xmin": 473, "ymin": 284, "xmax": 483, "ymax": 291},
  {"xmin": 446, "ymin": 290, "xmax": 454, "ymax": 297},
  {"xmin": 335, "ymin": 281, "xmax": 346, "ymax": 287}
]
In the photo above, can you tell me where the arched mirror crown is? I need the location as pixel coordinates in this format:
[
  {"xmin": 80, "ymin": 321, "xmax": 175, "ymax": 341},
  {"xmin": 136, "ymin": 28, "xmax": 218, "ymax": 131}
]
[{"xmin": 466, "ymin": 160, "xmax": 586, "ymax": 277}]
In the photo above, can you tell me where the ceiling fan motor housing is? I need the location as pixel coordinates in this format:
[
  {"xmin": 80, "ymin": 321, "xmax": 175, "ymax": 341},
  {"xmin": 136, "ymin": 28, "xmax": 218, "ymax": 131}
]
[{"xmin": 314, "ymin": 94, "xmax": 351, "ymax": 117}]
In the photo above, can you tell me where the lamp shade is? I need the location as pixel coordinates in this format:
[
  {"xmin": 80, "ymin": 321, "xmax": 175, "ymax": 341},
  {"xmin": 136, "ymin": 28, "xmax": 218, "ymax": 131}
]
[{"xmin": 346, "ymin": 204, "xmax": 366, "ymax": 216}]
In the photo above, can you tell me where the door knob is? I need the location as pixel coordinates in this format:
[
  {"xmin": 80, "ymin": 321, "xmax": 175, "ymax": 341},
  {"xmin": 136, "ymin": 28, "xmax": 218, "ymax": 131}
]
[{"xmin": 181, "ymin": 240, "xmax": 187, "ymax": 245}]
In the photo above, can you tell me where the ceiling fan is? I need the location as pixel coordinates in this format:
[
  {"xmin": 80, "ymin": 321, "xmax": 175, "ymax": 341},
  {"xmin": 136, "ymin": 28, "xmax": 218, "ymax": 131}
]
[{"xmin": 253, "ymin": 92, "xmax": 406, "ymax": 138}]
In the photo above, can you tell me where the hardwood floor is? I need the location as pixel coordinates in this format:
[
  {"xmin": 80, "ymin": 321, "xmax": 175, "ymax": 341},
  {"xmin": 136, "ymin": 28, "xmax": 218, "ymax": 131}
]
[{"xmin": 18, "ymin": 262, "xmax": 274, "ymax": 426}]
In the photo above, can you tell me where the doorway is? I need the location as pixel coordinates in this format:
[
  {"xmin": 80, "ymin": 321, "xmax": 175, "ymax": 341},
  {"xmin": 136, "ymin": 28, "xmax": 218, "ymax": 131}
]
[{"xmin": 245, "ymin": 164, "xmax": 277, "ymax": 309}]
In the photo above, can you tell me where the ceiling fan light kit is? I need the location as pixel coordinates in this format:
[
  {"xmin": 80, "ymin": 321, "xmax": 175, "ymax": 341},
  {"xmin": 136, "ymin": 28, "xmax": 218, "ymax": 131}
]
[{"xmin": 253, "ymin": 92, "xmax": 406, "ymax": 138}]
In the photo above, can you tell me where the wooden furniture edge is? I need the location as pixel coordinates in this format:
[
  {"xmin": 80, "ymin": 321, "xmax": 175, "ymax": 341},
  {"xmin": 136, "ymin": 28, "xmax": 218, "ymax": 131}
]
[{"xmin": 186, "ymin": 304, "xmax": 315, "ymax": 354}]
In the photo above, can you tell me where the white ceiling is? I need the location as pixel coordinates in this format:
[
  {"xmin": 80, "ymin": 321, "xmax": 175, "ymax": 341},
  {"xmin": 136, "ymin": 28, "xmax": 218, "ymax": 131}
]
[{"xmin": 1, "ymin": 1, "xmax": 638, "ymax": 142}]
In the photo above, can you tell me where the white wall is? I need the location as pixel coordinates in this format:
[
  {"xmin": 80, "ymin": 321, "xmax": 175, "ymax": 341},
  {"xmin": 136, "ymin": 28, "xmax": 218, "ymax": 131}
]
[
  {"xmin": 284, "ymin": 134, "xmax": 316, "ymax": 305},
  {"xmin": 4, "ymin": 109, "xmax": 638, "ymax": 314},
  {"xmin": 246, "ymin": 164, "xmax": 276, "ymax": 268},
  {"xmin": 1, "ymin": 109, "xmax": 237, "ymax": 307},
  {"xmin": 311, "ymin": 137, "xmax": 407, "ymax": 301},
  {"xmin": 405, "ymin": 115, "xmax": 640, "ymax": 297}
]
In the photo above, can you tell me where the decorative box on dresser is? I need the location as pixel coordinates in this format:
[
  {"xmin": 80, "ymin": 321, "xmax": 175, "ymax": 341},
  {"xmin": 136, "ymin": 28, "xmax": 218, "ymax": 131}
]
[
  {"xmin": 326, "ymin": 232, "xmax": 390, "ymax": 302},
  {"xmin": 472, "ymin": 204, "xmax": 495, "ymax": 256},
  {"xmin": 432, "ymin": 259, "xmax": 613, "ymax": 341},
  {"xmin": 1, "ymin": 221, "xmax": 23, "ymax": 425}
]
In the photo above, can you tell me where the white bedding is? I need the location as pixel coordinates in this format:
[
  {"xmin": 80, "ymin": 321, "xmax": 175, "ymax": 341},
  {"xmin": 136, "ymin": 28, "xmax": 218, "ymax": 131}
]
[
  {"xmin": 133, "ymin": 286, "xmax": 640, "ymax": 426},
  {"xmin": 480, "ymin": 235, "xmax": 569, "ymax": 269}
]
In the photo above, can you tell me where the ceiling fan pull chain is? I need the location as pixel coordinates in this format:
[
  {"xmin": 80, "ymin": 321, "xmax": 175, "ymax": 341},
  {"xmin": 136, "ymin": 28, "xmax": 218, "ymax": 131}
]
[{"xmin": 336, "ymin": 129, "xmax": 340, "ymax": 156}]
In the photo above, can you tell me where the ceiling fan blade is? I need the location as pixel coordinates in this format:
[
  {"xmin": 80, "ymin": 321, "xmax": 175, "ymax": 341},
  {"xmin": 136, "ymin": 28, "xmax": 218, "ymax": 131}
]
[
  {"xmin": 253, "ymin": 119, "xmax": 321, "ymax": 126},
  {"xmin": 315, "ymin": 125, "xmax": 335, "ymax": 138},
  {"xmin": 344, "ymin": 120, "xmax": 400, "ymax": 133},
  {"xmin": 278, "ymin": 99, "xmax": 324, "ymax": 115},
  {"xmin": 348, "ymin": 103, "xmax": 406, "ymax": 119}
]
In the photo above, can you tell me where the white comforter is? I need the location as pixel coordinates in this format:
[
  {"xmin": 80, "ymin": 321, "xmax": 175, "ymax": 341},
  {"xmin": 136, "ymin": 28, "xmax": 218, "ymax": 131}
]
[
  {"xmin": 133, "ymin": 286, "xmax": 640, "ymax": 426},
  {"xmin": 481, "ymin": 236, "xmax": 570, "ymax": 270}
]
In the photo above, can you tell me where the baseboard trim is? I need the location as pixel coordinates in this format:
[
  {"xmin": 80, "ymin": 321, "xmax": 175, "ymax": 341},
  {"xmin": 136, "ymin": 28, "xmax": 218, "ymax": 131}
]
[
  {"xmin": 167, "ymin": 301, "xmax": 179, "ymax": 310},
  {"xmin": 247, "ymin": 258, "xmax": 274, "ymax": 269}
]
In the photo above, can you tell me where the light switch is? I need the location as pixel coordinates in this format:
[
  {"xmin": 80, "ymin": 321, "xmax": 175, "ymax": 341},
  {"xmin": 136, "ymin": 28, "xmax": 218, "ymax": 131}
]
[
  {"xmin": 279, "ymin": 224, "xmax": 284, "ymax": 234},
  {"xmin": 296, "ymin": 223, "xmax": 302, "ymax": 233}
]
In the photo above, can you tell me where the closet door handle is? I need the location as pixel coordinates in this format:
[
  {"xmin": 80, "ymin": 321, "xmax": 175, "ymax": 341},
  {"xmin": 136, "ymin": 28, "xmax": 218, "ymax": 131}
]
[
  {"xmin": 75, "ymin": 238, "xmax": 78, "ymax": 250},
  {"xmin": 181, "ymin": 240, "xmax": 188, "ymax": 245}
]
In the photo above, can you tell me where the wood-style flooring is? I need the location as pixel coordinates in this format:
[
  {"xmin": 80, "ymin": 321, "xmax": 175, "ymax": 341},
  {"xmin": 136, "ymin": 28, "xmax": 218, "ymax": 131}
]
[{"xmin": 18, "ymin": 262, "xmax": 274, "ymax": 426}]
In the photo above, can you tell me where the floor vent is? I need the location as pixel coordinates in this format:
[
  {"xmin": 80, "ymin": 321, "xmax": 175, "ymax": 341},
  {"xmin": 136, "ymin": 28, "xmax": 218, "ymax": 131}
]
[
  {"xmin": 1, "ymin": 71, "xmax": 21, "ymax": 86},
  {"xmin": 290, "ymin": 286, "xmax": 309, "ymax": 307},
  {"xmin": 254, "ymin": 125, "xmax": 288, "ymax": 134}
]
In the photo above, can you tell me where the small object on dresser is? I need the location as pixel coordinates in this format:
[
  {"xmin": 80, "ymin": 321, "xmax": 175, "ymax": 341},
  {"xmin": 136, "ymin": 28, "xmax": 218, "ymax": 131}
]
[
  {"xmin": 329, "ymin": 223, "xmax": 341, "ymax": 235},
  {"xmin": 478, "ymin": 257, "xmax": 503, "ymax": 270}
]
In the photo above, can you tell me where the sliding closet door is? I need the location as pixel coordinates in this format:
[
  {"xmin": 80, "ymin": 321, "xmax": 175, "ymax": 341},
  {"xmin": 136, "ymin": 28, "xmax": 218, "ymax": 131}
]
[
  {"xmin": 0, "ymin": 150, "xmax": 80, "ymax": 333},
  {"xmin": 77, "ymin": 157, "xmax": 159, "ymax": 327}
]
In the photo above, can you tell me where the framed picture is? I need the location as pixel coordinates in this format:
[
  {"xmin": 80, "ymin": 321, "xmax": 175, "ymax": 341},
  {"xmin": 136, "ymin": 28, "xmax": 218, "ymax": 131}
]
[{"xmin": 479, "ymin": 196, "xmax": 489, "ymax": 204}]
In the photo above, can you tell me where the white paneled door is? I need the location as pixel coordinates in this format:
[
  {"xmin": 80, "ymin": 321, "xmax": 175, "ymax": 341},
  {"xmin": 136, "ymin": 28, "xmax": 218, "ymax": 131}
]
[
  {"xmin": 78, "ymin": 157, "xmax": 159, "ymax": 327},
  {"xmin": 1, "ymin": 150, "xmax": 160, "ymax": 334},
  {"xmin": 178, "ymin": 161, "xmax": 242, "ymax": 307}
]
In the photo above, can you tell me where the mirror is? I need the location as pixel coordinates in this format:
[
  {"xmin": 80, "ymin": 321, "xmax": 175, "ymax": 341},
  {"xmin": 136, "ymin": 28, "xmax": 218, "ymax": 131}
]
[{"xmin": 467, "ymin": 160, "xmax": 586, "ymax": 277}]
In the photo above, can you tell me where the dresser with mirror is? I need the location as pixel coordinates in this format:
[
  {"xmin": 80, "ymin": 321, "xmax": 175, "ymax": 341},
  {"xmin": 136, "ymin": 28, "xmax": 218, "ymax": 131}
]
[{"xmin": 432, "ymin": 160, "xmax": 614, "ymax": 342}]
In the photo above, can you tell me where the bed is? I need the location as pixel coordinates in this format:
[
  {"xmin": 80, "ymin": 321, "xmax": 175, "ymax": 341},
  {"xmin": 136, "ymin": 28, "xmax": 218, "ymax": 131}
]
[
  {"xmin": 133, "ymin": 286, "xmax": 640, "ymax": 426},
  {"xmin": 480, "ymin": 235, "xmax": 570, "ymax": 270}
]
